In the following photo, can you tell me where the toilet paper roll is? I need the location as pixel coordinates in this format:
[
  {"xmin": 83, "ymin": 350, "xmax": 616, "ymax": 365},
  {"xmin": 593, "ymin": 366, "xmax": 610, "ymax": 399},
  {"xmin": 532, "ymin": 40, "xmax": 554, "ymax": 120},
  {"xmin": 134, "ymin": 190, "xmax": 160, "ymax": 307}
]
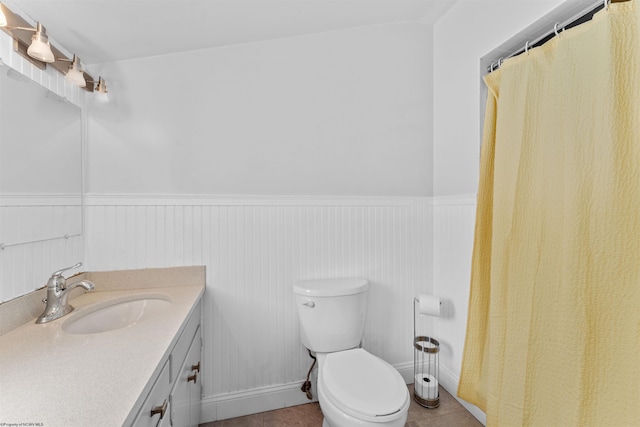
[
  {"xmin": 418, "ymin": 295, "xmax": 441, "ymax": 317},
  {"xmin": 414, "ymin": 373, "xmax": 439, "ymax": 400}
]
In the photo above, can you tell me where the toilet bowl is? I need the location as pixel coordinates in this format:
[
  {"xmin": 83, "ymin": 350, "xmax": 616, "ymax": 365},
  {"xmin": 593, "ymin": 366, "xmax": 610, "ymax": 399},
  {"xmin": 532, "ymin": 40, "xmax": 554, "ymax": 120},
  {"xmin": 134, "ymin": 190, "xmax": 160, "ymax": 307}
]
[
  {"xmin": 317, "ymin": 349, "xmax": 409, "ymax": 427},
  {"xmin": 293, "ymin": 278, "xmax": 410, "ymax": 427}
]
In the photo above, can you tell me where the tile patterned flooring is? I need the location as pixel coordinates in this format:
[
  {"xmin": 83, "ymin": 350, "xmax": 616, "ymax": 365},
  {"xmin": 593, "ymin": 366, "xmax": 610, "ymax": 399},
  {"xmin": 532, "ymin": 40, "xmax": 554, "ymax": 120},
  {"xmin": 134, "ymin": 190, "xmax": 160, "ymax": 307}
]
[{"xmin": 200, "ymin": 385, "xmax": 483, "ymax": 427}]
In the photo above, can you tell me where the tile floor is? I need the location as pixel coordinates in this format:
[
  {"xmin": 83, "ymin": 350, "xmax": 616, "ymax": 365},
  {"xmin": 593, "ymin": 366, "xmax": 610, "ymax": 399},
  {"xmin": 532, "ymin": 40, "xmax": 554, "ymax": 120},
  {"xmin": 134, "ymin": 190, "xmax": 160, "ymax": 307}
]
[{"xmin": 200, "ymin": 385, "xmax": 483, "ymax": 427}]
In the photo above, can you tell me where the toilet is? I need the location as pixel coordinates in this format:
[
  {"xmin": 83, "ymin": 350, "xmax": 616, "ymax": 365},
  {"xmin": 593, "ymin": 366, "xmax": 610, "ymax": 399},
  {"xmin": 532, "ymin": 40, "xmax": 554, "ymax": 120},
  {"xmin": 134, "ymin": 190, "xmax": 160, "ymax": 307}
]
[{"xmin": 293, "ymin": 278, "xmax": 409, "ymax": 427}]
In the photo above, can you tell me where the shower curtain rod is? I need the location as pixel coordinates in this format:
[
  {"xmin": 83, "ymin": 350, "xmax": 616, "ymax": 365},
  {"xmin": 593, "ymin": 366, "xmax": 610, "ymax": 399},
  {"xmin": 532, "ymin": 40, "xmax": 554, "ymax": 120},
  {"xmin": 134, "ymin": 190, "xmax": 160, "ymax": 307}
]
[{"xmin": 487, "ymin": 0, "xmax": 611, "ymax": 72}]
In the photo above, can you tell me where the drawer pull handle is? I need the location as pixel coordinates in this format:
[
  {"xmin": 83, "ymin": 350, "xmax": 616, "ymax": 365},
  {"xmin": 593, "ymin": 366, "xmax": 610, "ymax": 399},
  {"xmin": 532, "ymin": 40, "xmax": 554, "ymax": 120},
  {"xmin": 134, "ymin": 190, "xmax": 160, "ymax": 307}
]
[
  {"xmin": 191, "ymin": 362, "xmax": 200, "ymax": 373},
  {"xmin": 150, "ymin": 399, "xmax": 168, "ymax": 419},
  {"xmin": 188, "ymin": 372, "xmax": 198, "ymax": 384}
]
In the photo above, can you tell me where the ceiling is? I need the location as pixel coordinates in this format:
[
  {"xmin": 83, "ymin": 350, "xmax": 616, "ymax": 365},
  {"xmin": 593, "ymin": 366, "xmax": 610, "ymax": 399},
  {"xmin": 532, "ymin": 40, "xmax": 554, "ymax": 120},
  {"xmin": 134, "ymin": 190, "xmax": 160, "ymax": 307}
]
[{"xmin": 8, "ymin": 0, "xmax": 455, "ymax": 65}]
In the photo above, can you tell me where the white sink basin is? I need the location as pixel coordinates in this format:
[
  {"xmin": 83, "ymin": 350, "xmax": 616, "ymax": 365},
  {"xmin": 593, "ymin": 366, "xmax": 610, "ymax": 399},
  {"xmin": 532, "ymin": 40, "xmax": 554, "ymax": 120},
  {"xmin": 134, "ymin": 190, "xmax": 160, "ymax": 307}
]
[{"xmin": 62, "ymin": 294, "xmax": 172, "ymax": 334}]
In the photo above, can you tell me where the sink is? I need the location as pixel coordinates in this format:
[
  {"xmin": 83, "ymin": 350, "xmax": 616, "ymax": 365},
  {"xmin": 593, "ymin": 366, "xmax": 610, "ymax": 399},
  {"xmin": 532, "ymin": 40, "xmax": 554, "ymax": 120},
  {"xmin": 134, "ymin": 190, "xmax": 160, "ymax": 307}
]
[{"xmin": 62, "ymin": 294, "xmax": 172, "ymax": 334}]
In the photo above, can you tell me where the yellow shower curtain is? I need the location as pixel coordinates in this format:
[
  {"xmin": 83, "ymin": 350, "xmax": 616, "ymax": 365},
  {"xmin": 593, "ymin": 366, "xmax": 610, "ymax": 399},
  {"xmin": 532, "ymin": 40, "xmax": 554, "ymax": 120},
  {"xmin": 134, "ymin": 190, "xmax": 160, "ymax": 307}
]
[{"xmin": 458, "ymin": 2, "xmax": 640, "ymax": 426}]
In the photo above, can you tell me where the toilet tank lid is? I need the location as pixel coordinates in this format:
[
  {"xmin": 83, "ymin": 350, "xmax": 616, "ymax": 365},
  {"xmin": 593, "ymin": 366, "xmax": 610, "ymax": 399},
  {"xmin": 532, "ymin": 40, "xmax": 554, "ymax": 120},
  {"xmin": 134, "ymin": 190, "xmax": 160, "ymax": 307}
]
[{"xmin": 293, "ymin": 278, "xmax": 368, "ymax": 297}]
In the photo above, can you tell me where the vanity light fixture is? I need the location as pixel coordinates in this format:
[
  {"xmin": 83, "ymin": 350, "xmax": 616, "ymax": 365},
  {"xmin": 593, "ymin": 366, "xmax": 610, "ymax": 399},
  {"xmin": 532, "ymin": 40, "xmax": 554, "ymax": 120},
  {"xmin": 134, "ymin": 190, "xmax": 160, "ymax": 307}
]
[
  {"xmin": 25, "ymin": 22, "xmax": 54, "ymax": 62},
  {"xmin": 88, "ymin": 76, "xmax": 109, "ymax": 102},
  {"xmin": 0, "ymin": 2, "xmax": 107, "ymax": 93},
  {"xmin": 95, "ymin": 76, "xmax": 107, "ymax": 94},
  {"xmin": 59, "ymin": 54, "xmax": 86, "ymax": 87},
  {"xmin": 0, "ymin": 18, "xmax": 55, "ymax": 63}
]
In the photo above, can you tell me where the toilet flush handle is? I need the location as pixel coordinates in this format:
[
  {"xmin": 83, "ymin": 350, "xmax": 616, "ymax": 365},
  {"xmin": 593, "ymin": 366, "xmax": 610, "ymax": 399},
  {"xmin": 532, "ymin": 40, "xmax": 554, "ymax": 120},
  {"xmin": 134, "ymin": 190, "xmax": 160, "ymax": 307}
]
[{"xmin": 302, "ymin": 301, "xmax": 315, "ymax": 308}]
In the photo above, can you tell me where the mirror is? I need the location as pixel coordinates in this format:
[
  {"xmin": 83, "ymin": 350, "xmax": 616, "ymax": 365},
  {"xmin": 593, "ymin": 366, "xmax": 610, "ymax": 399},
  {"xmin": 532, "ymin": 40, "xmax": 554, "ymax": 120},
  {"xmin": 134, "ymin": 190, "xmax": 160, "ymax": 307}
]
[{"xmin": 0, "ymin": 64, "xmax": 82, "ymax": 247}]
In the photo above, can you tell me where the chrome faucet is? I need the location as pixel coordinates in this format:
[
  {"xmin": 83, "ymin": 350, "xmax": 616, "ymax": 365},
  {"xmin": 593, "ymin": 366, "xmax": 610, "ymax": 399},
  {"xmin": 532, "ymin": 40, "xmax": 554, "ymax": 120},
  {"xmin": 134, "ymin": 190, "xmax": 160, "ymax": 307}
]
[{"xmin": 36, "ymin": 262, "xmax": 95, "ymax": 324}]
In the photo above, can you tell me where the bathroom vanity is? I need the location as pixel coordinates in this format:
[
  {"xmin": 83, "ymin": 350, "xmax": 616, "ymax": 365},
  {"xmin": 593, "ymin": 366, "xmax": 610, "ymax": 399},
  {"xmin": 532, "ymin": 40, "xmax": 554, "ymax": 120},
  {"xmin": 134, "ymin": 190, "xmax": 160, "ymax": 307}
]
[
  {"xmin": 131, "ymin": 294, "xmax": 202, "ymax": 427},
  {"xmin": 0, "ymin": 266, "xmax": 205, "ymax": 427}
]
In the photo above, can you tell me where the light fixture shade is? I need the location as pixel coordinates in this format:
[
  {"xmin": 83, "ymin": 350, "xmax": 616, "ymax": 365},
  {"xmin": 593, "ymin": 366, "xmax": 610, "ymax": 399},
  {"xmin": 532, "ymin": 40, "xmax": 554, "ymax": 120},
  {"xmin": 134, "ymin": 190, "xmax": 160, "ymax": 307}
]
[
  {"xmin": 65, "ymin": 67, "xmax": 85, "ymax": 87},
  {"xmin": 95, "ymin": 77, "xmax": 107, "ymax": 92},
  {"xmin": 27, "ymin": 23, "xmax": 54, "ymax": 63},
  {"xmin": 94, "ymin": 76, "xmax": 109, "ymax": 102},
  {"xmin": 65, "ymin": 55, "xmax": 86, "ymax": 87}
]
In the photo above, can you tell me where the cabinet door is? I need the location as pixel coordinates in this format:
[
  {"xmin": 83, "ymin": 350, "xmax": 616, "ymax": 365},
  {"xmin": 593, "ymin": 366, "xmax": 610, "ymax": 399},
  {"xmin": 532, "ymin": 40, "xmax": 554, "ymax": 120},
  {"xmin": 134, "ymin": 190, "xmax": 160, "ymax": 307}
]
[
  {"xmin": 158, "ymin": 411, "xmax": 171, "ymax": 427},
  {"xmin": 188, "ymin": 332, "xmax": 202, "ymax": 427},
  {"xmin": 172, "ymin": 327, "xmax": 201, "ymax": 427},
  {"xmin": 132, "ymin": 360, "xmax": 171, "ymax": 427}
]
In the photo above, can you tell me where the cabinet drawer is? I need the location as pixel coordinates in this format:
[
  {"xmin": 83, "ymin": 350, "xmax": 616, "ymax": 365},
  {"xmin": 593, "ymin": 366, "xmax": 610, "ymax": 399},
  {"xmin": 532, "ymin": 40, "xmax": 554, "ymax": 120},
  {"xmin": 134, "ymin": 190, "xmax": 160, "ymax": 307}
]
[
  {"xmin": 170, "ymin": 300, "xmax": 201, "ymax": 383},
  {"xmin": 132, "ymin": 359, "xmax": 171, "ymax": 427}
]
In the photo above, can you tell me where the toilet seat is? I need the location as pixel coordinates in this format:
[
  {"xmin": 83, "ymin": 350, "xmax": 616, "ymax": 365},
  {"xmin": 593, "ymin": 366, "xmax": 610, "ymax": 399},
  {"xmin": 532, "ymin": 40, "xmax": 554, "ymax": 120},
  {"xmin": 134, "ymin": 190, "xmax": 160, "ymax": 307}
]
[{"xmin": 320, "ymin": 348, "xmax": 408, "ymax": 422}]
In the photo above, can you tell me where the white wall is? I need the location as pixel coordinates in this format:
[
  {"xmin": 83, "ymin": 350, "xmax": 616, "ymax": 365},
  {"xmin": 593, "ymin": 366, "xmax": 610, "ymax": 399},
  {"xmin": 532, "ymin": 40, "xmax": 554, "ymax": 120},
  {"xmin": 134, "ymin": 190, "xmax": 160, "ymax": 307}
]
[
  {"xmin": 433, "ymin": 0, "xmax": 563, "ymax": 197},
  {"xmin": 83, "ymin": 22, "xmax": 435, "ymax": 421},
  {"xmin": 431, "ymin": 0, "xmax": 564, "ymax": 420},
  {"xmin": 84, "ymin": 195, "xmax": 433, "ymax": 421},
  {"xmin": 87, "ymin": 22, "xmax": 433, "ymax": 197}
]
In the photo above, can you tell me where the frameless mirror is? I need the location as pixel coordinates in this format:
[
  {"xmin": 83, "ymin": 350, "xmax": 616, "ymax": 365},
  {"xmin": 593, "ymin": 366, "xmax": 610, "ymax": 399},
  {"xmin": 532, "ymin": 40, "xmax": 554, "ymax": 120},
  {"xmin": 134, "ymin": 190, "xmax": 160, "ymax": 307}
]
[{"xmin": 0, "ymin": 64, "xmax": 82, "ymax": 246}]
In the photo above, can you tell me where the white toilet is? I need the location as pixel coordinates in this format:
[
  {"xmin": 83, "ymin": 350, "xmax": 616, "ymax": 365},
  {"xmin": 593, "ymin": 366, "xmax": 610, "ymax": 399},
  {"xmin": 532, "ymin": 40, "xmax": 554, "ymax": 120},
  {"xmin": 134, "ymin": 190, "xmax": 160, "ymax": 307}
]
[{"xmin": 293, "ymin": 278, "xmax": 410, "ymax": 427}]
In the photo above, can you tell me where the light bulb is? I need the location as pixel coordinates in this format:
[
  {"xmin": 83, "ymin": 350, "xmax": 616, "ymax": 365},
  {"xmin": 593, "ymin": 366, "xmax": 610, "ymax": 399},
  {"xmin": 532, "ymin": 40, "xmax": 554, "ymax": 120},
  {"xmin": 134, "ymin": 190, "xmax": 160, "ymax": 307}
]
[
  {"xmin": 65, "ymin": 55, "xmax": 86, "ymax": 87},
  {"xmin": 94, "ymin": 77, "xmax": 109, "ymax": 103},
  {"xmin": 27, "ymin": 23, "xmax": 54, "ymax": 63}
]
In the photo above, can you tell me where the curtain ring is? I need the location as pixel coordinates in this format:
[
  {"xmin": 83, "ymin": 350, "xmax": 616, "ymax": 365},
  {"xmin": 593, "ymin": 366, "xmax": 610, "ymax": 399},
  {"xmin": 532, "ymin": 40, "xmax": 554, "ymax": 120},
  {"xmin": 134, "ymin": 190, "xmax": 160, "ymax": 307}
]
[
  {"xmin": 525, "ymin": 41, "xmax": 530, "ymax": 54},
  {"xmin": 554, "ymin": 23, "xmax": 560, "ymax": 36},
  {"xmin": 604, "ymin": 0, "xmax": 610, "ymax": 10},
  {"xmin": 498, "ymin": 58, "xmax": 503, "ymax": 67}
]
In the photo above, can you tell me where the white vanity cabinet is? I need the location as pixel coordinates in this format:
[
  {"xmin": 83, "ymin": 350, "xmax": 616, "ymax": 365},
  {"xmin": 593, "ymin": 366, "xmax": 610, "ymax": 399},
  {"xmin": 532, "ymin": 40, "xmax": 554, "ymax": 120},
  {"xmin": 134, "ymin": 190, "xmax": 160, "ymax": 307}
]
[
  {"xmin": 171, "ymin": 329, "xmax": 202, "ymax": 426},
  {"xmin": 0, "ymin": 277, "xmax": 205, "ymax": 427},
  {"xmin": 132, "ymin": 299, "xmax": 202, "ymax": 427},
  {"xmin": 132, "ymin": 360, "xmax": 172, "ymax": 427}
]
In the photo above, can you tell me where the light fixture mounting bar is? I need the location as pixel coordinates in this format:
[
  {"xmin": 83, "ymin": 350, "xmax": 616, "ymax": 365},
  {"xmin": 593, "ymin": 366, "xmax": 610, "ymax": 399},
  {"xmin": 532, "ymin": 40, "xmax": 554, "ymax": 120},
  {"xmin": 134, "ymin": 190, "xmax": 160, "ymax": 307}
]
[{"xmin": 0, "ymin": 2, "xmax": 95, "ymax": 91}]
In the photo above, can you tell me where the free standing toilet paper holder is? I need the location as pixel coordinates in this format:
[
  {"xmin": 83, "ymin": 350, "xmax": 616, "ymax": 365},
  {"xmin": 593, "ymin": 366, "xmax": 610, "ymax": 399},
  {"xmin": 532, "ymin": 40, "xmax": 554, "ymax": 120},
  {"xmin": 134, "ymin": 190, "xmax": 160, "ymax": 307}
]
[{"xmin": 413, "ymin": 297, "xmax": 440, "ymax": 409}]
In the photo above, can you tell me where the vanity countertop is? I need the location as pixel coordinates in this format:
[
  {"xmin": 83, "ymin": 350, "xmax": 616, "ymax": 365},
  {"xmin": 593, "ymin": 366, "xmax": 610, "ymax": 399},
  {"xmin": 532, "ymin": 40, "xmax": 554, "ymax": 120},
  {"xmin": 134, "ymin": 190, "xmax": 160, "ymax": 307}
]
[{"xmin": 0, "ymin": 284, "xmax": 204, "ymax": 427}]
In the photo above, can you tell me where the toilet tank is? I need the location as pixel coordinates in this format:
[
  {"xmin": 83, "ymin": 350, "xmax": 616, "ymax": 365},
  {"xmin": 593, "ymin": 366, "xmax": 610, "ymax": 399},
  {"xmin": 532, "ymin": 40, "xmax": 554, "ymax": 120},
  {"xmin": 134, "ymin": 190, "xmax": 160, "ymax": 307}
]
[{"xmin": 293, "ymin": 278, "xmax": 369, "ymax": 353}]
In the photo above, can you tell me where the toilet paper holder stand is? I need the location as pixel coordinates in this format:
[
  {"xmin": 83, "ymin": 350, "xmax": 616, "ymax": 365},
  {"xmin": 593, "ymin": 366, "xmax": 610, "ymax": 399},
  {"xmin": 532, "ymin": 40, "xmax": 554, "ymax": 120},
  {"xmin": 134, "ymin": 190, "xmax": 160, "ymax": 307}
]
[{"xmin": 413, "ymin": 297, "xmax": 440, "ymax": 409}]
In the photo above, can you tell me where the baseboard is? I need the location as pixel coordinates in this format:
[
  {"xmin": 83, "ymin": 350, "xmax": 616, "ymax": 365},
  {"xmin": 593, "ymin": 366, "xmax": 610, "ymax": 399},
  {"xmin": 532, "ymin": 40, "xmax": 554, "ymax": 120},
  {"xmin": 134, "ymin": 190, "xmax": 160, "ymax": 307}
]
[
  {"xmin": 201, "ymin": 361, "xmax": 415, "ymax": 423},
  {"xmin": 200, "ymin": 380, "xmax": 319, "ymax": 422},
  {"xmin": 438, "ymin": 364, "xmax": 487, "ymax": 425},
  {"xmin": 403, "ymin": 360, "xmax": 486, "ymax": 425},
  {"xmin": 200, "ymin": 361, "xmax": 486, "ymax": 424},
  {"xmin": 395, "ymin": 361, "xmax": 417, "ymax": 384}
]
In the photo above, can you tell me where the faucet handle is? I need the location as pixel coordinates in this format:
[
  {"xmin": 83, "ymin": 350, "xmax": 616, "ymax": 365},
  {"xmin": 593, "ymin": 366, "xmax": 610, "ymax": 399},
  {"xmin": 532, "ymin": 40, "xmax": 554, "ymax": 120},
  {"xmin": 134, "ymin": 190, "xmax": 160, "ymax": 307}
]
[
  {"xmin": 51, "ymin": 262, "xmax": 82, "ymax": 278},
  {"xmin": 47, "ymin": 263, "xmax": 83, "ymax": 289}
]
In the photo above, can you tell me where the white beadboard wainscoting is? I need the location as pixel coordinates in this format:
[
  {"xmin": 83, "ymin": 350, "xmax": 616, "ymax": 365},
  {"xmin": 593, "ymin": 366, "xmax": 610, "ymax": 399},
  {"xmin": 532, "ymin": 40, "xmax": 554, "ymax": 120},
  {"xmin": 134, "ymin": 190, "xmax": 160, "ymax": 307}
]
[
  {"xmin": 0, "ymin": 199, "xmax": 83, "ymax": 303},
  {"xmin": 432, "ymin": 194, "xmax": 485, "ymax": 424},
  {"xmin": 0, "ymin": 235, "xmax": 84, "ymax": 302},
  {"xmin": 0, "ymin": 197, "xmax": 82, "ymax": 247},
  {"xmin": 84, "ymin": 195, "xmax": 434, "ymax": 421}
]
